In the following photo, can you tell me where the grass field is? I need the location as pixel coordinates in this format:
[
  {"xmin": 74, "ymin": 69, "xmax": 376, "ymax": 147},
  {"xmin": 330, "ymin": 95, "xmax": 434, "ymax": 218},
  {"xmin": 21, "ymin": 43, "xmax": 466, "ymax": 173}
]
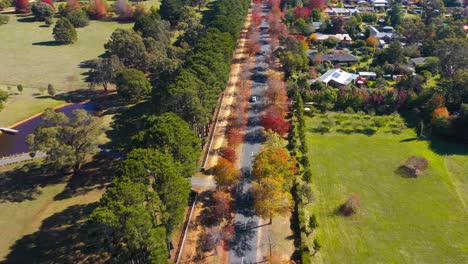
[
  {"xmin": 304, "ymin": 114, "xmax": 468, "ymax": 263},
  {"xmin": 0, "ymin": 14, "xmax": 132, "ymax": 89},
  {"xmin": 0, "ymin": 155, "xmax": 116, "ymax": 262}
]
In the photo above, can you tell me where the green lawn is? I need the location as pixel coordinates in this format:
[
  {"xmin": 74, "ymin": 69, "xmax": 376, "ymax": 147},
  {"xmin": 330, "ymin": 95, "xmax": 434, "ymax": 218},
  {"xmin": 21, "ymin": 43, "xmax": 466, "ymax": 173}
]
[
  {"xmin": 0, "ymin": 15, "xmax": 132, "ymax": 90},
  {"xmin": 304, "ymin": 115, "xmax": 468, "ymax": 263}
]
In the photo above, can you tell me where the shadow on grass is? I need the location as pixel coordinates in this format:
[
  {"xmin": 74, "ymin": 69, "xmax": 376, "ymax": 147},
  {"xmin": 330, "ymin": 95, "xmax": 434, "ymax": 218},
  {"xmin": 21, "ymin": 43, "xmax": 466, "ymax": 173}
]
[
  {"xmin": 0, "ymin": 162, "xmax": 65, "ymax": 203},
  {"xmin": 54, "ymin": 154, "xmax": 116, "ymax": 200},
  {"xmin": 428, "ymin": 138, "xmax": 468, "ymax": 156},
  {"xmin": 16, "ymin": 16, "xmax": 35, "ymax": 23},
  {"xmin": 4, "ymin": 202, "xmax": 107, "ymax": 263},
  {"xmin": 32, "ymin": 40, "xmax": 61, "ymax": 46},
  {"xmin": 400, "ymin": 137, "xmax": 418, "ymax": 142}
]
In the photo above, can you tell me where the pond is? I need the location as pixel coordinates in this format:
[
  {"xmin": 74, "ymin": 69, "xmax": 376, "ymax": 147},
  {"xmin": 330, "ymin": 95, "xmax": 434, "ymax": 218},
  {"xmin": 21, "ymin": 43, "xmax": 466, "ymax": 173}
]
[{"xmin": 0, "ymin": 103, "xmax": 99, "ymax": 158}]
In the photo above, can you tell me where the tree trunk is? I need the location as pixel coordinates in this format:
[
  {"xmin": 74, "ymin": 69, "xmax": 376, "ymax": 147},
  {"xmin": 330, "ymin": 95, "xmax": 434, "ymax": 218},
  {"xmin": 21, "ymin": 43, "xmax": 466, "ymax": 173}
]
[{"xmin": 73, "ymin": 162, "xmax": 82, "ymax": 174}]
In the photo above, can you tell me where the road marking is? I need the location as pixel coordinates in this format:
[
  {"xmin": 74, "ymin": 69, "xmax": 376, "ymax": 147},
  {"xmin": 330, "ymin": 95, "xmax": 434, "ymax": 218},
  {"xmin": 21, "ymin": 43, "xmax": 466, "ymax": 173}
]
[{"xmin": 241, "ymin": 257, "xmax": 244, "ymax": 264}]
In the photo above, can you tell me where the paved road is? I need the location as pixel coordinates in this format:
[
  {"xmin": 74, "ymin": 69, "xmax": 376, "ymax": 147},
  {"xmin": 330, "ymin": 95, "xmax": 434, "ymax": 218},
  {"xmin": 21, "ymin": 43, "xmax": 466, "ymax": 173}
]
[{"xmin": 229, "ymin": 3, "xmax": 271, "ymax": 263}]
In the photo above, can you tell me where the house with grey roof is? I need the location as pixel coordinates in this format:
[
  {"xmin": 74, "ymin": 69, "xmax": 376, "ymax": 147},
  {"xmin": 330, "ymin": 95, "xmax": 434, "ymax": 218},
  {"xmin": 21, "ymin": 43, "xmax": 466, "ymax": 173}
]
[
  {"xmin": 309, "ymin": 53, "xmax": 360, "ymax": 64},
  {"xmin": 314, "ymin": 69, "xmax": 359, "ymax": 87}
]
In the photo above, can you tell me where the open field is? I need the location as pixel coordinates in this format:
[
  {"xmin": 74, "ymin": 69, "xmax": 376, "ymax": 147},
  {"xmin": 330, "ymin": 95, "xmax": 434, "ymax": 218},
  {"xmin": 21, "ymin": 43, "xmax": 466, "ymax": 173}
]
[
  {"xmin": 304, "ymin": 114, "xmax": 468, "ymax": 263},
  {"xmin": 0, "ymin": 155, "xmax": 116, "ymax": 262},
  {"xmin": 0, "ymin": 85, "xmax": 65, "ymax": 127},
  {"xmin": 0, "ymin": 15, "xmax": 132, "ymax": 89}
]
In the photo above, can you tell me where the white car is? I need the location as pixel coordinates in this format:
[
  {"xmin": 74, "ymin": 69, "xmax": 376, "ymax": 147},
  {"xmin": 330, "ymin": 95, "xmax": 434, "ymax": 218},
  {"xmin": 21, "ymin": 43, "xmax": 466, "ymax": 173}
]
[{"xmin": 250, "ymin": 96, "xmax": 257, "ymax": 102}]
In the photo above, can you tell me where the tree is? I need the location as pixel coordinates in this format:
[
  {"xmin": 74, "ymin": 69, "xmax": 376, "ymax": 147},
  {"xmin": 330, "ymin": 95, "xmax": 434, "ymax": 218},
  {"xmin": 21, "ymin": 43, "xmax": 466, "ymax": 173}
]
[
  {"xmin": 159, "ymin": 0, "xmax": 182, "ymax": 25},
  {"xmin": 213, "ymin": 191, "xmax": 232, "ymax": 221},
  {"xmin": 104, "ymin": 28, "xmax": 149, "ymax": 70},
  {"xmin": 312, "ymin": 238, "xmax": 321, "ymax": 256},
  {"xmin": 65, "ymin": 0, "xmax": 81, "ymax": 14},
  {"xmin": 261, "ymin": 106, "xmax": 290, "ymax": 135},
  {"xmin": 331, "ymin": 16, "xmax": 345, "ymax": 33},
  {"xmin": 263, "ymin": 130, "xmax": 288, "ymax": 148},
  {"xmin": 133, "ymin": 14, "xmax": 172, "ymax": 47},
  {"xmin": 125, "ymin": 148, "xmax": 191, "ymax": 237},
  {"xmin": 88, "ymin": 0, "xmax": 108, "ymax": 19},
  {"xmin": 309, "ymin": 0, "xmax": 325, "ymax": 10},
  {"xmin": 252, "ymin": 177, "xmax": 294, "ymax": 223},
  {"xmin": 89, "ymin": 55, "xmax": 124, "ymax": 92},
  {"xmin": 17, "ymin": 84, "xmax": 23, "ymax": 93},
  {"xmin": 115, "ymin": 0, "xmax": 132, "ymax": 19},
  {"xmin": 309, "ymin": 214, "xmax": 318, "ymax": 231},
  {"xmin": 15, "ymin": 0, "xmax": 29, "ymax": 13},
  {"xmin": 213, "ymin": 158, "xmax": 240, "ymax": 190},
  {"xmin": 434, "ymin": 38, "xmax": 468, "ymax": 78},
  {"xmin": 31, "ymin": 2, "xmax": 54, "ymax": 21},
  {"xmin": 386, "ymin": 3, "xmax": 403, "ymax": 27},
  {"xmin": 218, "ymin": 146, "xmax": 237, "ymax": 162},
  {"xmin": 67, "ymin": 9, "xmax": 89, "ymax": 27},
  {"xmin": 47, "ymin": 83, "xmax": 56, "ymax": 97},
  {"xmin": 227, "ymin": 127, "xmax": 243, "ymax": 148},
  {"xmin": 366, "ymin": 36, "xmax": 378, "ymax": 47},
  {"xmin": 422, "ymin": 0, "xmax": 445, "ymax": 24},
  {"xmin": 132, "ymin": 113, "xmax": 201, "ymax": 178},
  {"xmin": 53, "ymin": 18, "xmax": 77, "ymax": 44},
  {"xmin": 115, "ymin": 68, "xmax": 151, "ymax": 101},
  {"xmin": 253, "ymin": 147, "xmax": 297, "ymax": 190},
  {"xmin": 27, "ymin": 109, "xmax": 105, "ymax": 173},
  {"xmin": 0, "ymin": 90, "xmax": 8, "ymax": 111},
  {"xmin": 91, "ymin": 178, "xmax": 169, "ymax": 263}
]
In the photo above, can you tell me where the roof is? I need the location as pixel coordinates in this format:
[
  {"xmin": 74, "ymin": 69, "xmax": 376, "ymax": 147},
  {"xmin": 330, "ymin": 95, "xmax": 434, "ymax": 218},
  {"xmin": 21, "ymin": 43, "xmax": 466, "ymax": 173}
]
[
  {"xmin": 316, "ymin": 69, "xmax": 359, "ymax": 86},
  {"xmin": 359, "ymin": 71, "xmax": 377, "ymax": 76},
  {"xmin": 409, "ymin": 57, "xmax": 427, "ymax": 65},
  {"xmin": 315, "ymin": 33, "xmax": 353, "ymax": 41},
  {"xmin": 310, "ymin": 54, "xmax": 360, "ymax": 63},
  {"xmin": 367, "ymin": 26, "xmax": 395, "ymax": 39}
]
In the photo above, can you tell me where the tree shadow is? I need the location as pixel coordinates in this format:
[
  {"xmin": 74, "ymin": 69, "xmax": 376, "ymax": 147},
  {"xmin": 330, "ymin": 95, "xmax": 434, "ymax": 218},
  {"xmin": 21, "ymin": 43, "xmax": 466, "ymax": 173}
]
[
  {"xmin": 232, "ymin": 187, "xmax": 255, "ymax": 218},
  {"xmin": 4, "ymin": 202, "xmax": 107, "ymax": 263},
  {"xmin": 54, "ymin": 154, "xmax": 116, "ymax": 200},
  {"xmin": 394, "ymin": 166, "xmax": 418, "ymax": 179},
  {"xmin": 400, "ymin": 137, "xmax": 418, "ymax": 142},
  {"xmin": 428, "ymin": 138, "xmax": 468, "ymax": 156},
  {"xmin": 16, "ymin": 16, "xmax": 35, "ymax": 23},
  {"xmin": 196, "ymin": 191, "xmax": 223, "ymax": 227},
  {"xmin": 0, "ymin": 162, "xmax": 65, "ymax": 203},
  {"xmin": 243, "ymin": 128, "xmax": 265, "ymax": 144},
  {"xmin": 229, "ymin": 220, "xmax": 256, "ymax": 257},
  {"xmin": 32, "ymin": 40, "xmax": 61, "ymax": 46}
]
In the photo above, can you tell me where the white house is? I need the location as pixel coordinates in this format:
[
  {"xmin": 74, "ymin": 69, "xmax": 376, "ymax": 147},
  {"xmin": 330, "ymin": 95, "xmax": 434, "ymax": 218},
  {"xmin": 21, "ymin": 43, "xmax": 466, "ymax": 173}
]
[{"xmin": 315, "ymin": 69, "xmax": 359, "ymax": 87}]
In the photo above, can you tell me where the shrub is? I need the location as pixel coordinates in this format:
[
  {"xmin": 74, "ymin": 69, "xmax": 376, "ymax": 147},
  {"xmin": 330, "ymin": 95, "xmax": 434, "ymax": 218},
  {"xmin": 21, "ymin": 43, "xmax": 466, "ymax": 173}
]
[
  {"xmin": 303, "ymin": 169, "xmax": 312, "ymax": 182},
  {"xmin": 44, "ymin": 16, "xmax": 53, "ymax": 26},
  {"xmin": 53, "ymin": 18, "xmax": 77, "ymax": 44},
  {"xmin": 67, "ymin": 9, "xmax": 90, "ymax": 27},
  {"xmin": 402, "ymin": 156, "xmax": 428, "ymax": 177},
  {"xmin": 345, "ymin": 106, "xmax": 355, "ymax": 114},
  {"xmin": 301, "ymin": 245, "xmax": 312, "ymax": 264},
  {"xmin": 340, "ymin": 194, "xmax": 360, "ymax": 216},
  {"xmin": 17, "ymin": 84, "xmax": 23, "ymax": 93},
  {"xmin": 47, "ymin": 83, "xmax": 56, "ymax": 97},
  {"xmin": 0, "ymin": 15, "xmax": 9, "ymax": 25},
  {"xmin": 31, "ymin": 1, "xmax": 55, "ymax": 21}
]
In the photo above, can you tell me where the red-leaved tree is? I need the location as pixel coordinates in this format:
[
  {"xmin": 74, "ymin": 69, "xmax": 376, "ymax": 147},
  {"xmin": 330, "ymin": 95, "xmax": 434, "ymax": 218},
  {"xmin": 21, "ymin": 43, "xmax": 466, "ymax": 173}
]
[
  {"xmin": 227, "ymin": 127, "xmax": 243, "ymax": 148},
  {"xmin": 15, "ymin": 0, "xmax": 30, "ymax": 13},
  {"xmin": 66, "ymin": 0, "xmax": 81, "ymax": 13},
  {"xmin": 88, "ymin": 0, "xmax": 108, "ymax": 19},
  {"xmin": 115, "ymin": 0, "xmax": 132, "ymax": 20},
  {"xmin": 41, "ymin": 0, "xmax": 54, "ymax": 7},
  {"xmin": 309, "ymin": 0, "xmax": 326, "ymax": 10},
  {"xmin": 261, "ymin": 106, "xmax": 290, "ymax": 135},
  {"xmin": 294, "ymin": 7, "xmax": 311, "ymax": 20},
  {"xmin": 218, "ymin": 146, "xmax": 237, "ymax": 163}
]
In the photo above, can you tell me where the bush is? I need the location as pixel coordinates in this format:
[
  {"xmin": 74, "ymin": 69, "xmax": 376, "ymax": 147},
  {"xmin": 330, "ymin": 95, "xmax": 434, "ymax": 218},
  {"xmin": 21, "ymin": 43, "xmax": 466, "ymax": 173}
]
[
  {"xmin": 301, "ymin": 245, "xmax": 312, "ymax": 264},
  {"xmin": 67, "ymin": 9, "xmax": 90, "ymax": 27},
  {"xmin": 340, "ymin": 194, "xmax": 360, "ymax": 216},
  {"xmin": 44, "ymin": 16, "xmax": 53, "ymax": 26},
  {"xmin": 0, "ymin": 15, "xmax": 9, "ymax": 25},
  {"xmin": 402, "ymin": 156, "xmax": 428, "ymax": 177},
  {"xmin": 31, "ymin": 1, "xmax": 55, "ymax": 21},
  {"xmin": 53, "ymin": 18, "xmax": 77, "ymax": 44},
  {"xmin": 314, "ymin": 125, "xmax": 330, "ymax": 133},
  {"xmin": 344, "ymin": 106, "xmax": 355, "ymax": 114},
  {"xmin": 303, "ymin": 169, "xmax": 312, "ymax": 182}
]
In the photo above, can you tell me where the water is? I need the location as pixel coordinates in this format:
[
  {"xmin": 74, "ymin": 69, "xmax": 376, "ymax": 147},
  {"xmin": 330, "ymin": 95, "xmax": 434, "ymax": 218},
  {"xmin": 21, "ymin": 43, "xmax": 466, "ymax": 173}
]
[{"xmin": 0, "ymin": 103, "xmax": 99, "ymax": 158}]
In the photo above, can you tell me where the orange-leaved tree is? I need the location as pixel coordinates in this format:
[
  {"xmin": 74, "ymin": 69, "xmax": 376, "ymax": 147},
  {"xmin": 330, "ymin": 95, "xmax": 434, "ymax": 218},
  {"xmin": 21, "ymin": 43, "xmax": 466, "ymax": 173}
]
[
  {"xmin": 252, "ymin": 146, "xmax": 297, "ymax": 190},
  {"xmin": 252, "ymin": 177, "xmax": 294, "ymax": 223},
  {"xmin": 213, "ymin": 158, "xmax": 240, "ymax": 190}
]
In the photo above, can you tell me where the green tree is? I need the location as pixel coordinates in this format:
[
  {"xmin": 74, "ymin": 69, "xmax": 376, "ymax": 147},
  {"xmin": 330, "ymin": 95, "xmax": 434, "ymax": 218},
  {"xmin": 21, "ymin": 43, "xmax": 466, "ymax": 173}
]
[
  {"xmin": 312, "ymin": 238, "xmax": 321, "ymax": 256},
  {"xmin": 104, "ymin": 28, "xmax": 149, "ymax": 70},
  {"xmin": 132, "ymin": 112, "xmax": 201, "ymax": 178},
  {"xmin": 126, "ymin": 148, "xmax": 191, "ymax": 236},
  {"xmin": 434, "ymin": 38, "xmax": 468, "ymax": 78},
  {"xmin": 47, "ymin": 83, "xmax": 56, "ymax": 97},
  {"xmin": 27, "ymin": 109, "xmax": 104, "ymax": 173},
  {"xmin": 16, "ymin": 84, "xmax": 23, "ymax": 93},
  {"xmin": 89, "ymin": 55, "xmax": 125, "ymax": 93},
  {"xmin": 0, "ymin": 90, "xmax": 8, "ymax": 111},
  {"xmin": 133, "ymin": 14, "xmax": 172, "ymax": 47},
  {"xmin": 53, "ymin": 17, "xmax": 77, "ymax": 44},
  {"xmin": 386, "ymin": 3, "xmax": 403, "ymax": 27},
  {"xmin": 91, "ymin": 179, "xmax": 169, "ymax": 263},
  {"xmin": 66, "ymin": 9, "xmax": 89, "ymax": 27},
  {"xmin": 115, "ymin": 68, "xmax": 151, "ymax": 101},
  {"xmin": 159, "ymin": 0, "xmax": 182, "ymax": 25},
  {"xmin": 31, "ymin": 1, "xmax": 54, "ymax": 21}
]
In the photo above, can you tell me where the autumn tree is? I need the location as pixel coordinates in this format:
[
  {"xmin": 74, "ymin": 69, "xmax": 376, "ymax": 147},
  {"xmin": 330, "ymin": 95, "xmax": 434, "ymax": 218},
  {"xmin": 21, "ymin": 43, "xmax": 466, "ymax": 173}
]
[
  {"xmin": 213, "ymin": 158, "xmax": 240, "ymax": 190},
  {"xmin": 252, "ymin": 177, "xmax": 294, "ymax": 223},
  {"xmin": 218, "ymin": 146, "xmax": 237, "ymax": 163},
  {"xmin": 227, "ymin": 127, "xmax": 243, "ymax": 148},
  {"xmin": 88, "ymin": 0, "xmax": 108, "ymax": 19},
  {"xmin": 213, "ymin": 191, "xmax": 232, "ymax": 220},
  {"xmin": 115, "ymin": 0, "xmax": 132, "ymax": 19},
  {"xmin": 264, "ymin": 72, "xmax": 288, "ymax": 111},
  {"xmin": 402, "ymin": 156, "xmax": 429, "ymax": 177},
  {"xmin": 252, "ymin": 146, "xmax": 297, "ymax": 190},
  {"xmin": 27, "ymin": 109, "xmax": 105, "ymax": 174},
  {"xmin": 15, "ymin": 0, "xmax": 29, "ymax": 13},
  {"xmin": 366, "ymin": 36, "xmax": 379, "ymax": 47},
  {"xmin": 0, "ymin": 90, "xmax": 8, "ymax": 111},
  {"xmin": 340, "ymin": 194, "xmax": 360, "ymax": 216},
  {"xmin": 309, "ymin": 0, "xmax": 326, "ymax": 10},
  {"xmin": 261, "ymin": 106, "xmax": 290, "ymax": 135}
]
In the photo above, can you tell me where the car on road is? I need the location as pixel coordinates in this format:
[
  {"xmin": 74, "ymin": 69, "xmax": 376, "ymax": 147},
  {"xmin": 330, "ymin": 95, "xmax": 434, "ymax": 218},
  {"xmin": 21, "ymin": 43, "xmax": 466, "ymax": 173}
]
[{"xmin": 250, "ymin": 96, "xmax": 257, "ymax": 102}]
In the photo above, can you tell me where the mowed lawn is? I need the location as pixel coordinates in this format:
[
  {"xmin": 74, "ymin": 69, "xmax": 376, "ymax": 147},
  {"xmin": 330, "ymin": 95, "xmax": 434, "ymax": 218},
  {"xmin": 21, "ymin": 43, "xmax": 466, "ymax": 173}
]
[
  {"xmin": 305, "ymin": 118, "xmax": 468, "ymax": 263},
  {"xmin": 0, "ymin": 15, "xmax": 132, "ymax": 89}
]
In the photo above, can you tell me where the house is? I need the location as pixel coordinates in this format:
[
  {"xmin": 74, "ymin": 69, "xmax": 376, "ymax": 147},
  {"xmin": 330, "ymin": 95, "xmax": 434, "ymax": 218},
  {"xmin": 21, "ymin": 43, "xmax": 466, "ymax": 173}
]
[
  {"xmin": 359, "ymin": 71, "xmax": 377, "ymax": 80},
  {"xmin": 409, "ymin": 57, "xmax": 428, "ymax": 67},
  {"xmin": 370, "ymin": 0, "xmax": 389, "ymax": 6},
  {"xmin": 324, "ymin": 8, "xmax": 352, "ymax": 16},
  {"xmin": 356, "ymin": 7, "xmax": 375, "ymax": 13},
  {"xmin": 309, "ymin": 53, "xmax": 360, "ymax": 64},
  {"xmin": 367, "ymin": 26, "xmax": 396, "ymax": 44},
  {"xmin": 315, "ymin": 69, "xmax": 359, "ymax": 87},
  {"xmin": 314, "ymin": 33, "xmax": 353, "ymax": 44},
  {"xmin": 311, "ymin": 22, "xmax": 323, "ymax": 31}
]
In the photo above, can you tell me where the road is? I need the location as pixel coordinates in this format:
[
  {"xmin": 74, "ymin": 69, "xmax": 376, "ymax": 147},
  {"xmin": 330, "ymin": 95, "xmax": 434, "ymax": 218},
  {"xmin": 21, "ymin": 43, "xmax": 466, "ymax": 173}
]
[{"xmin": 229, "ymin": 3, "xmax": 271, "ymax": 263}]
